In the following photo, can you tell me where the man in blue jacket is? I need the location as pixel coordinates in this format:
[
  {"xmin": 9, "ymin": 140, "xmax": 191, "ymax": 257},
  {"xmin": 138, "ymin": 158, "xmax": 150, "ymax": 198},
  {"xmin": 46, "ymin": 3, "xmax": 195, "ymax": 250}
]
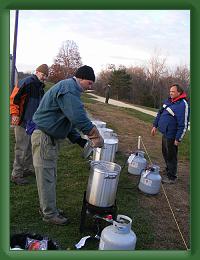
[
  {"xmin": 151, "ymin": 84, "xmax": 189, "ymax": 184},
  {"xmin": 32, "ymin": 65, "xmax": 104, "ymax": 225}
]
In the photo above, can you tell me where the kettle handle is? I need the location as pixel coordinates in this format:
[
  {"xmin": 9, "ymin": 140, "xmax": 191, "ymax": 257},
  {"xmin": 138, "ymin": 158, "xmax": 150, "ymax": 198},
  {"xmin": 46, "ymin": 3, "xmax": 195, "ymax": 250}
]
[
  {"xmin": 117, "ymin": 214, "xmax": 132, "ymax": 222},
  {"xmin": 104, "ymin": 173, "xmax": 117, "ymax": 179},
  {"xmin": 113, "ymin": 215, "xmax": 132, "ymax": 233}
]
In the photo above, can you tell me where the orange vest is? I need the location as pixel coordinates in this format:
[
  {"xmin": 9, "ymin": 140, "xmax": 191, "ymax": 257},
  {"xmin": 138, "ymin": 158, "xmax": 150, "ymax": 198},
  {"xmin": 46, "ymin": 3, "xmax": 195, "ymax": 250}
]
[{"xmin": 10, "ymin": 84, "xmax": 27, "ymax": 119}]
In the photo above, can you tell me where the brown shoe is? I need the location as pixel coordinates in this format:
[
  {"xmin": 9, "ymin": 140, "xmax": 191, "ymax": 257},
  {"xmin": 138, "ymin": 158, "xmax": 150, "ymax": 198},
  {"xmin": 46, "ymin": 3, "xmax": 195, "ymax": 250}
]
[
  {"xmin": 43, "ymin": 214, "xmax": 69, "ymax": 226},
  {"xmin": 11, "ymin": 176, "xmax": 29, "ymax": 185}
]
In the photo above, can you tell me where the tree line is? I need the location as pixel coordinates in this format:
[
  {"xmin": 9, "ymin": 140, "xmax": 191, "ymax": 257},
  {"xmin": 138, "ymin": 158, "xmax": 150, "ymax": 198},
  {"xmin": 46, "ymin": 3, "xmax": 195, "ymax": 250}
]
[
  {"xmin": 19, "ymin": 40, "xmax": 190, "ymax": 109},
  {"xmin": 95, "ymin": 62, "xmax": 189, "ymax": 108},
  {"xmin": 48, "ymin": 40, "xmax": 189, "ymax": 109}
]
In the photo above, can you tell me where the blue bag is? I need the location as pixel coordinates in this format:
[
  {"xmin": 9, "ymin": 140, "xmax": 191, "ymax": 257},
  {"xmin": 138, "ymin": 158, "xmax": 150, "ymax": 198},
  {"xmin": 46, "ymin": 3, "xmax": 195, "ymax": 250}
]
[{"xmin": 26, "ymin": 120, "xmax": 37, "ymax": 135}]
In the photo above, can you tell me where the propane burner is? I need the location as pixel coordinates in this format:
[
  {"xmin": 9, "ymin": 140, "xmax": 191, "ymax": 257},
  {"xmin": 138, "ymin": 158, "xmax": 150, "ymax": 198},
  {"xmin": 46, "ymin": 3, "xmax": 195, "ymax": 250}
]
[{"xmin": 80, "ymin": 191, "xmax": 117, "ymax": 234}]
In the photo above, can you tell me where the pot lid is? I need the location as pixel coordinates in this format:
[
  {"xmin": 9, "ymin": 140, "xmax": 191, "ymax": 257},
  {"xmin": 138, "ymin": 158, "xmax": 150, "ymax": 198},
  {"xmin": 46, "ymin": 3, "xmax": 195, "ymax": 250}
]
[
  {"xmin": 91, "ymin": 160, "xmax": 121, "ymax": 174},
  {"xmin": 104, "ymin": 138, "xmax": 118, "ymax": 144}
]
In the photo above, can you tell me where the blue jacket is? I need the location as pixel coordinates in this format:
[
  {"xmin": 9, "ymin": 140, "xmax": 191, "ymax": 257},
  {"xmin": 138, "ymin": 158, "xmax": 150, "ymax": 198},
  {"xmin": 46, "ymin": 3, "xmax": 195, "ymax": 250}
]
[
  {"xmin": 33, "ymin": 78, "xmax": 94, "ymax": 141},
  {"xmin": 153, "ymin": 94, "xmax": 189, "ymax": 141}
]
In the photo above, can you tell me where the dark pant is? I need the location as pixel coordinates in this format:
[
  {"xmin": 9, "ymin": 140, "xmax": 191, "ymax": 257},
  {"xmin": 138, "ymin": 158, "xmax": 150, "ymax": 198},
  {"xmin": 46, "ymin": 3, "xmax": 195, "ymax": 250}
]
[
  {"xmin": 105, "ymin": 94, "xmax": 110, "ymax": 103},
  {"xmin": 162, "ymin": 135, "xmax": 178, "ymax": 180}
]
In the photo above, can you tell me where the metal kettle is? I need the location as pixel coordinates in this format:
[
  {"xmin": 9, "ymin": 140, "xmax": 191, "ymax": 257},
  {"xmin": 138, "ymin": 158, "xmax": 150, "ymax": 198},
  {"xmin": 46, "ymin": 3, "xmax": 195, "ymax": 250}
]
[{"xmin": 86, "ymin": 160, "xmax": 121, "ymax": 207}]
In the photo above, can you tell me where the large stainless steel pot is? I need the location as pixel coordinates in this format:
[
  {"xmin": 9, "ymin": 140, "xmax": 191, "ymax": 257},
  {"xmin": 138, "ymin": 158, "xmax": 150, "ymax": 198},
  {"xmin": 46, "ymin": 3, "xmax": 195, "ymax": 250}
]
[
  {"xmin": 93, "ymin": 138, "xmax": 118, "ymax": 162},
  {"xmin": 86, "ymin": 160, "xmax": 121, "ymax": 207}
]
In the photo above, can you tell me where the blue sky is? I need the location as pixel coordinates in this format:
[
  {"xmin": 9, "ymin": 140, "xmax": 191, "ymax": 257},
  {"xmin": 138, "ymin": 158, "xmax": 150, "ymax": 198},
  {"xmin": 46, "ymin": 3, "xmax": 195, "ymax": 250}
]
[{"xmin": 10, "ymin": 10, "xmax": 190, "ymax": 75}]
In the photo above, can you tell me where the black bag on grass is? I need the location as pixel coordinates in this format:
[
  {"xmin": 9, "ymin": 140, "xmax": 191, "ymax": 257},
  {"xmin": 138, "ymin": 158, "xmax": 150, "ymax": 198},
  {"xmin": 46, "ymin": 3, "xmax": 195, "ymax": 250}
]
[{"xmin": 10, "ymin": 233, "xmax": 59, "ymax": 250}]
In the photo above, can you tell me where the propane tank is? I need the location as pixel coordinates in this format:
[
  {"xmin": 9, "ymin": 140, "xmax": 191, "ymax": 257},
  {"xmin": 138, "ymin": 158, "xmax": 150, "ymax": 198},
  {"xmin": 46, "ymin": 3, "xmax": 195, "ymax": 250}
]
[
  {"xmin": 138, "ymin": 165, "xmax": 161, "ymax": 195},
  {"xmin": 99, "ymin": 215, "xmax": 137, "ymax": 250},
  {"xmin": 128, "ymin": 150, "xmax": 147, "ymax": 175}
]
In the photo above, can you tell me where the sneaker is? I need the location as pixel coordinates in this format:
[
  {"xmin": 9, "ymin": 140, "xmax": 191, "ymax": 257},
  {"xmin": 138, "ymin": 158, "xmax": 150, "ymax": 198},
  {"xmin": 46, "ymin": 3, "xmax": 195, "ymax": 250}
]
[
  {"xmin": 23, "ymin": 170, "xmax": 35, "ymax": 177},
  {"xmin": 43, "ymin": 214, "xmax": 69, "ymax": 226},
  {"xmin": 11, "ymin": 176, "xmax": 29, "ymax": 185},
  {"xmin": 161, "ymin": 176, "xmax": 176, "ymax": 184},
  {"xmin": 39, "ymin": 208, "xmax": 64, "ymax": 216}
]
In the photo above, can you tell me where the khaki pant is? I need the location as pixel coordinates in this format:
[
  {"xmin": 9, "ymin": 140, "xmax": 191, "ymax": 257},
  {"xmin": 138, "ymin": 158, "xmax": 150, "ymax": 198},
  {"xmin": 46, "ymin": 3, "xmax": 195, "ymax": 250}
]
[
  {"xmin": 12, "ymin": 125, "xmax": 34, "ymax": 178},
  {"xmin": 31, "ymin": 129, "xmax": 61, "ymax": 218}
]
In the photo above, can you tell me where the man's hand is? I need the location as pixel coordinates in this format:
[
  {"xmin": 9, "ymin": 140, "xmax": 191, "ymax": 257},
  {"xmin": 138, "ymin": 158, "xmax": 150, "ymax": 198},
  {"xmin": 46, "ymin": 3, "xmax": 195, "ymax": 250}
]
[
  {"xmin": 87, "ymin": 126, "xmax": 104, "ymax": 148},
  {"xmin": 151, "ymin": 127, "xmax": 157, "ymax": 136},
  {"xmin": 91, "ymin": 135, "xmax": 104, "ymax": 148},
  {"xmin": 174, "ymin": 140, "xmax": 180, "ymax": 146},
  {"xmin": 11, "ymin": 115, "xmax": 20, "ymax": 126}
]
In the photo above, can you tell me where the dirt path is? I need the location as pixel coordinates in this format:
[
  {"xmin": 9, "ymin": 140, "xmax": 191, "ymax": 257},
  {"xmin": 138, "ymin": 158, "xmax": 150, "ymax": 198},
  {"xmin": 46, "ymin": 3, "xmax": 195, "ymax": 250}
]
[
  {"xmin": 85, "ymin": 102, "xmax": 190, "ymax": 250},
  {"xmin": 87, "ymin": 92, "xmax": 157, "ymax": 117},
  {"xmin": 87, "ymin": 92, "xmax": 190, "ymax": 131}
]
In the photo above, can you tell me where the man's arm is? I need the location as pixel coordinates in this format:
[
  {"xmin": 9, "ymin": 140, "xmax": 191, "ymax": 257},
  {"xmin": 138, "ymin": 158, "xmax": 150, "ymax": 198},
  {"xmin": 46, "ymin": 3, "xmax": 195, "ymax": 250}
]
[{"xmin": 175, "ymin": 100, "xmax": 189, "ymax": 142}]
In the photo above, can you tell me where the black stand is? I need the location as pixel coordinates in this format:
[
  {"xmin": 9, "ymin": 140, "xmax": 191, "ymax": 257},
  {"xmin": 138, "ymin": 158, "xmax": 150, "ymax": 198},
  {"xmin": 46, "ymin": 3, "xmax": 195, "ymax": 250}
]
[{"xmin": 79, "ymin": 191, "xmax": 117, "ymax": 234}]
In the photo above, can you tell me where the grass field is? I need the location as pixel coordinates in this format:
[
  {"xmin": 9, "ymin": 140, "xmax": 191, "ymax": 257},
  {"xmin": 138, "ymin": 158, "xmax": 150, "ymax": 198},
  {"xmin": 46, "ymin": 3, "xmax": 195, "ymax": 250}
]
[
  {"xmin": 82, "ymin": 93, "xmax": 190, "ymax": 160},
  {"xmin": 10, "ymin": 93, "xmax": 190, "ymax": 250},
  {"xmin": 10, "ymin": 130, "xmax": 154, "ymax": 250}
]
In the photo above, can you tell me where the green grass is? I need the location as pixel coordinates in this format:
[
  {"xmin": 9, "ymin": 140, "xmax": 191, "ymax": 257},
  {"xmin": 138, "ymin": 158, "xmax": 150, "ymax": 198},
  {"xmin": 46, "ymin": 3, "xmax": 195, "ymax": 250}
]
[
  {"xmin": 10, "ymin": 129, "xmax": 154, "ymax": 250},
  {"xmin": 83, "ymin": 93, "xmax": 190, "ymax": 160},
  {"xmin": 81, "ymin": 93, "xmax": 97, "ymax": 104},
  {"xmin": 119, "ymin": 106, "xmax": 190, "ymax": 160},
  {"xmin": 10, "ymin": 93, "xmax": 189, "ymax": 250}
]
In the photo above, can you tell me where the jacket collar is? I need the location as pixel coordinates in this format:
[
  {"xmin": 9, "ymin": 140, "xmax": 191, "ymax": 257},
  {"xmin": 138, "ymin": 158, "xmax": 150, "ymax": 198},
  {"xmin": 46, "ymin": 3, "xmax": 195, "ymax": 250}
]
[
  {"xmin": 32, "ymin": 74, "xmax": 45, "ymax": 88},
  {"xmin": 72, "ymin": 76, "xmax": 83, "ymax": 92},
  {"xmin": 171, "ymin": 92, "xmax": 187, "ymax": 103}
]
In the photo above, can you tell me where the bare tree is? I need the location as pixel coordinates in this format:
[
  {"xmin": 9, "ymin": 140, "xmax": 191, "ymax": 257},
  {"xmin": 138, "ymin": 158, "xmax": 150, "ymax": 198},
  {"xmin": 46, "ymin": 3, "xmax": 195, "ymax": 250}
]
[
  {"xmin": 94, "ymin": 56, "xmax": 190, "ymax": 109},
  {"xmin": 48, "ymin": 63, "xmax": 66, "ymax": 83},
  {"xmin": 173, "ymin": 65, "xmax": 190, "ymax": 88},
  {"xmin": 95, "ymin": 64, "xmax": 115, "ymax": 95},
  {"xmin": 146, "ymin": 49, "xmax": 168, "ymax": 107},
  {"xmin": 127, "ymin": 66, "xmax": 148, "ymax": 104},
  {"xmin": 49, "ymin": 40, "xmax": 82, "ymax": 83}
]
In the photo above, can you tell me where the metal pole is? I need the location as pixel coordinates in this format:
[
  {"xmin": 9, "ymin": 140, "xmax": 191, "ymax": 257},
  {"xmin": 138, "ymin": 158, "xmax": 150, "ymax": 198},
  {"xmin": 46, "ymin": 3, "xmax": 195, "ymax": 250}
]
[
  {"xmin": 137, "ymin": 136, "xmax": 141, "ymax": 150},
  {"xmin": 11, "ymin": 10, "xmax": 19, "ymax": 92}
]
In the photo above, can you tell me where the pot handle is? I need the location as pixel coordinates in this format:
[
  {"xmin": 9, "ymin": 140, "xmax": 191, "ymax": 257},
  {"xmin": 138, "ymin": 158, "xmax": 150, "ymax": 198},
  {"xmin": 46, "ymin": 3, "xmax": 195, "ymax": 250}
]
[{"xmin": 104, "ymin": 173, "xmax": 118, "ymax": 179}]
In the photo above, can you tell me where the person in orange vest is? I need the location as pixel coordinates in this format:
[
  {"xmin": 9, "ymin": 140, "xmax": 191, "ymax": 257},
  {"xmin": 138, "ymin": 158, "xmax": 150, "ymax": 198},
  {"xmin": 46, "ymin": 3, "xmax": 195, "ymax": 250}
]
[{"xmin": 10, "ymin": 64, "xmax": 49, "ymax": 185}]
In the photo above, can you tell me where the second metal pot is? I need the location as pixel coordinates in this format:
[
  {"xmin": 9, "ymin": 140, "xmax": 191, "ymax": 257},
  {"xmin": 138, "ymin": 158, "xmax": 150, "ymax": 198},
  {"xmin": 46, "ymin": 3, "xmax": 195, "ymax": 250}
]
[
  {"xmin": 86, "ymin": 160, "xmax": 121, "ymax": 207},
  {"xmin": 93, "ymin": 138, "xmax": 118, "ymax": 162}
]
